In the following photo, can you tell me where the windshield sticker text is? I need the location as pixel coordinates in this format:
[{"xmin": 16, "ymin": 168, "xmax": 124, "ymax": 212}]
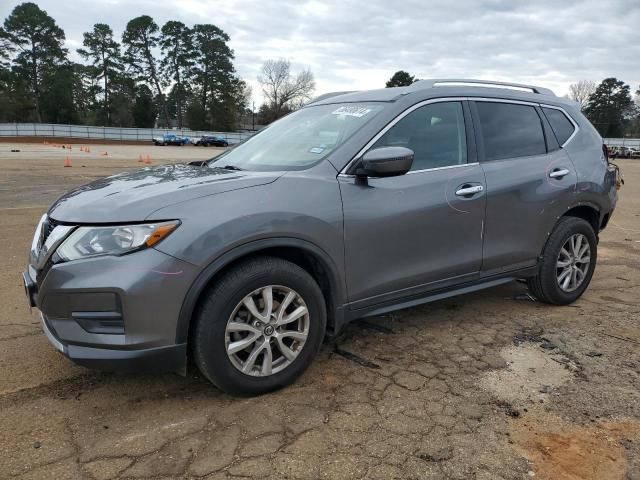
[{"xmin": 331, "ymin": 106, "xmax": 372, "ymax": 118}]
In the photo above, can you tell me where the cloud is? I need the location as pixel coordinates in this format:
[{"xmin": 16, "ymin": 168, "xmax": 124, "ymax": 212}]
[{"xmin": 2, "ymin": 0, "xmax": 639, "ymax": 103}]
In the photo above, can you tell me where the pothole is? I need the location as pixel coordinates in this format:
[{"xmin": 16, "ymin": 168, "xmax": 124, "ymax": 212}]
[
  {"xmin": 478, "ymin": 343, "xmax": 574, "ymax": 404},
  {"xmin": 478, "ymin": 329, "xmax": 640, "ymax": 479}
]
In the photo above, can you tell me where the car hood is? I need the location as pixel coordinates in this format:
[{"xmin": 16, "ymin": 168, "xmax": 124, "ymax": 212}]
[{"xmin": 48, "ymin": 163, "xmax": 280, "ymax": 223}]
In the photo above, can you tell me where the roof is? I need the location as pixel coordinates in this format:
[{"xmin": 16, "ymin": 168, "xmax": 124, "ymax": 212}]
[{"xmin": 309, "ymin": 78, "xmax": 577, "ymax": 108}]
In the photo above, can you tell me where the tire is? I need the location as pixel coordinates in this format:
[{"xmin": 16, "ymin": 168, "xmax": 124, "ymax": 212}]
[
  {"xmin": 193, "ymin": 256, "xmax": 327, "ymax": 396},
  {"xmin": 527, "ymin": 216, "xmax": 597, "ymax": 305}
]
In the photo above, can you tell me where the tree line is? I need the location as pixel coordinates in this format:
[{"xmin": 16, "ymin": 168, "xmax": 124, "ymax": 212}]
[
  {"xmin": 0, "ymin": 2, "xmax": 252, "ymax": 130},
  {"xmin": 385, "ymin": 70, "xmax": 640, "ymax": 138}
]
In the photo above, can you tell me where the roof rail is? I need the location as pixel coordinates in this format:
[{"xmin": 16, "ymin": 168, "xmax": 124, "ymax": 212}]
[
  {"xmin": 309, "ymin": 91, "xmax": 357, "ymax": 104},
  {"xmin": 406, "ymin": 79, "xmax": 556, "ymax": 96}
]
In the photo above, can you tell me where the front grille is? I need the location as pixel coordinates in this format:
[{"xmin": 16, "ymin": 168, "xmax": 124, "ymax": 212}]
[
  {"xmin": 41, "ymin": 217, "xmax": 57, "ymax": 246},
  {"xmin": 35, "ymin": 217, "xmax": 59, "ymax": 287}
]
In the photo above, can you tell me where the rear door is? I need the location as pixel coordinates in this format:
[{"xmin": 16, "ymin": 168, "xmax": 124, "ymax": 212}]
[
  {"xmin": 471, "ymin": 99, "xmax": 577, "ymax": 275},
  {"xmin": 340, "ymin": 100, "xmax": 486, "ymax": 309}
]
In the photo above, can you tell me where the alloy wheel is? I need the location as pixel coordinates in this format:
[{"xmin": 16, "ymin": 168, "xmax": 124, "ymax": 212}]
[
  {"xmin": 225, "ymin": 286, "xmax": 310, "ymax": 376},
  {"xmin": 556, "ymin": 233, "xmax": 591, "ymax": 292}
]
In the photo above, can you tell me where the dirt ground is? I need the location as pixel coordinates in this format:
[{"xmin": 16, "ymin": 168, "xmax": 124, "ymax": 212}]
[{"xmin": 0, "ymin": 142, "xmax": 638, "ymax": 480}]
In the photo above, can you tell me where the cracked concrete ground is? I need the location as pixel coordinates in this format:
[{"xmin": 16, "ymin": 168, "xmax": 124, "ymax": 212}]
[{"xmin": 0, "ymin": 143, "xmax": 639, "ymax": 479}]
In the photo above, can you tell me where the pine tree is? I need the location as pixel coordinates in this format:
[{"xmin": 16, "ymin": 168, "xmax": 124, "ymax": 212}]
[
  {"xmin": 584, "ymin": 78, "xmax": 633, "ymax": 137},
  {"xmin": 3, "ymin": 2, "xmax": 68, "ymax": 121},
  {"xmin": 160, "ymin": 21, "xmax": 194, "ymax": 129},
  {"xmin": 77, "ymin": 23, "xmax": 124, "ymax": 126},
  {"xmin": 385, "ymin": 70, "xmax": 416, "ymax": 88},
  {"xmin": 122, "ymin": 15, "xmax": 169, "ymax": 126}
]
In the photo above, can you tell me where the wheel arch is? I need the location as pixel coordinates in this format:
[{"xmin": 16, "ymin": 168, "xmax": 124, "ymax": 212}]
[
  {"xmin": 562, "ymin": 203, "xmax": 601, "ymax": 233},
  {"xmin": 176, "ymin": 238, "xmax": 346, "ymax": 345}
]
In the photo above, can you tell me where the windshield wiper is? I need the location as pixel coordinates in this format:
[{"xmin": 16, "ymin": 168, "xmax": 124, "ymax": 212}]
[{"xmin": 222, "ymin": 165, "xmax": 244, "ymax": 171}]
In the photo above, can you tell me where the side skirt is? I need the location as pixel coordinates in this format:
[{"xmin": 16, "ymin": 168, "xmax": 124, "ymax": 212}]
[{"xmin": 333, "ymin": 265, "xmax": 537, "ymax": 332}]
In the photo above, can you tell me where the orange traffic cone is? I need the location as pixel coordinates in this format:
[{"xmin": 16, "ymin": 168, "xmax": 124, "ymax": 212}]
[
  {"xmin": 138, "ymin": 154, "xmax": 144, "ymax": 163},
  {"xmin": 63, "ymin": 157, "xmax": 72, "ymax": 167},
  {"xmin": 86, "ymin": 147, "xmax": 91, "ymax": 153},
  {"xmin": 80, "ymin": 146, "xmax": 84, "ymax": 152},
  {"xmin": 144, "ymin": 154, "xmax": 152, "ymax": 164}
]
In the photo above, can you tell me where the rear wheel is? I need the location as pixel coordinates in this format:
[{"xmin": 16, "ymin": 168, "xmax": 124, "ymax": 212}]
[
  {"xmin": 527, "ymin": 217, "xmax": 597, "ymax": 305},
  {"xmin": 193, "ymin": 257, "xmax": 326, "ymax": 396}
]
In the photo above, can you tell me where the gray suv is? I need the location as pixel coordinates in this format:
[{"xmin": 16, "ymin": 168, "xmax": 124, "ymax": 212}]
[{"xmin": 24, "ymin": 79, "xmax": 619, "ymax": 395}]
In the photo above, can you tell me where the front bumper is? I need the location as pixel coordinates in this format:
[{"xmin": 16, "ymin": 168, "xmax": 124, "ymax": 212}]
[
  {"xmin": 25, "ymin": 247, "xmax": 199, "ymax": 373},
  {"xmin": 40, "ymin": 313, "xmax": 187, "ymax": 372},
  {"xmin": 39, "ymin": 312, "xmax": 187, "ymax": 372}
]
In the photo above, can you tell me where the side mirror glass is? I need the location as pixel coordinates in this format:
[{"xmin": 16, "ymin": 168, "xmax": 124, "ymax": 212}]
[{"xmin": 357, "ymin": 146, "xmax": 414, "ymax": 177}]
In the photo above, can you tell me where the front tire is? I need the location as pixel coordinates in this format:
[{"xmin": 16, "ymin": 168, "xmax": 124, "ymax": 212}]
[
  {"xmin": 193, "ymin": 257, "xmax": 327, "ymax": 396},
  {"xmin": 527, "ymin": 217, "xmax": 597, "ymax": 305}
]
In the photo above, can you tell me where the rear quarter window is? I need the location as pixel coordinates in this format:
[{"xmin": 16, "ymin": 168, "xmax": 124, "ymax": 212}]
[
  {"xmin": 542, "ymin": 107, "xmax": 576, "ymax": 146},
  {"xmin": 475, "ymin": 102, "xmax": 547, "ymax": 161}
]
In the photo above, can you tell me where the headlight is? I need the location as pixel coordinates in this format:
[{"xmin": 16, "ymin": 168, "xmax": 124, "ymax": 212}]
[{"xmin": 54, "ymin": 221, "xmax": 179, "ymax": 262}]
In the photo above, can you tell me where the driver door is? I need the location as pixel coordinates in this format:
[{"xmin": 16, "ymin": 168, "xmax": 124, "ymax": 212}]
[{"xmin": 339, "ymin": 100, "xmax": 486, "ymax": 310}]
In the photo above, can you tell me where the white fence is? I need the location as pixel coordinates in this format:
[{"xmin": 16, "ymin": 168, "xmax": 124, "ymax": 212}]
[
  {"xmin": 0, "ymin": 123, "xmax": 254, "ymax": 144},
  {"xmin": 2, "ymin": 123, "xmax": 636, "ymax": 149},
  {"xmin": 604, "ymin": 138, "xmax": 640, "ymax": 148}
]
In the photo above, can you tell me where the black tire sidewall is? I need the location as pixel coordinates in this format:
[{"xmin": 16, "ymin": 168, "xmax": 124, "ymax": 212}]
[
  {"xmin": 194, "ymin": 258, "xmax": 326, "ymax": 396},
  {"xmin": 538, "ymin": 218, "xmax": 597, "ymax": 304}
]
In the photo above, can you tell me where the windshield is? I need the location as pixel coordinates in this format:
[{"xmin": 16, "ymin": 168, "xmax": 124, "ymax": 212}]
[{"xmin": 210, "ymin": 103, "xmax": 385, "ymax": 171}]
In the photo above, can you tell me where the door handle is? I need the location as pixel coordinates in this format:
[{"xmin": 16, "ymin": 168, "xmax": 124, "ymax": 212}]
[
  {"xmin": 455, "ymin": 185, "xmax": 484, "ymax": 196},
  {"xmin": 549, "ymin": 168, "xmax": 570, "ymax": 179}
]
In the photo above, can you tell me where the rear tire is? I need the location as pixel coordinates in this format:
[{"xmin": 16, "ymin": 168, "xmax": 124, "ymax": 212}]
[
  {"xmin": 527, "ymin": 217, "xmax": 597, "ymax": 305},
  {"xmin": 193, "ymin": 257, "xmax": 326, "ymax": 396}
]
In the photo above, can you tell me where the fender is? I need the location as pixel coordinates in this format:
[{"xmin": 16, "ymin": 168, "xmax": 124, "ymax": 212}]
[
  {"xmin": 563, "ymin": 200, "xmax": 603, "ymax": 227},
  {"xmin": 175, "ymin": 237, "xmax": 347, "ymax": 343}
]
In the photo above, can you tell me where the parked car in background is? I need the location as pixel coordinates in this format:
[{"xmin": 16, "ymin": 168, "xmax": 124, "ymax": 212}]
[
  {"xmin": 195, "ymin": 135, "xmax": 229, "ymax": 147},
  {"xmin": 24, "ymin": 79, "xmax": 619, "ymax": 396},
  {"xmin": 612, "ymin": 146, "xmax": 631, "ymax": 158},
  {"xmin": 153, "ymin": 134, "xmax": 190, "ymax": 146},
  {"xmin": 628, "ymin": 147, "xmax": 640, "ymax": 158}
]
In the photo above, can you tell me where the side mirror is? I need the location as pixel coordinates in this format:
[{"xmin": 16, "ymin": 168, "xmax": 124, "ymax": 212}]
[{"xmin": 356, "ymin": 146, "xmax": 414, "ymax": 177}]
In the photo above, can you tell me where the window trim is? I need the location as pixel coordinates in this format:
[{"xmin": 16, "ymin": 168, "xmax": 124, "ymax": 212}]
[
  {"xmin": 540, "ymin": 104, "xmax": 579, "ymax": 148},
  {"xmin": 470, "ymin": 98, "xmax": 550, "ymax": 163},
  {"xmin": 339, "ymin": 97, "xmax": 472, "ymax": 176}
]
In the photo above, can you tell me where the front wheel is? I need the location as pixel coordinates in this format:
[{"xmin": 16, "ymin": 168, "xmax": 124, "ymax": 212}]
[
  {"xmin": 193, "ymin": 257, "xmax": 327, "ymax": 396},
  {"xmin": 527, "ymin": 217, "xmax": 597, "ymax": 305}
]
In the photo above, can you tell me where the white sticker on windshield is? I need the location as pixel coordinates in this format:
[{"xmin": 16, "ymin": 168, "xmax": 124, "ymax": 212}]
[
  {"xmin": 331, "ymin": 106, "xmax": 372, "ymax": 118},
  {"xmin": 309, "ymin": 146, "xmax": 325, "ymax": 154}
]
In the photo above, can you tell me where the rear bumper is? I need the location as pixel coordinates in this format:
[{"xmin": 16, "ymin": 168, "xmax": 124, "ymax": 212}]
[{"xmin": 40, "ymin": 312, "xmax": 187, "ymax": 372}]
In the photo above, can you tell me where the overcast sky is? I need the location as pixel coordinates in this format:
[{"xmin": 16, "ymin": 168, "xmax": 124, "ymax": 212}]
[{"xmin": 2, "ymin": 0, "xmax": 639, "ymax": 105}]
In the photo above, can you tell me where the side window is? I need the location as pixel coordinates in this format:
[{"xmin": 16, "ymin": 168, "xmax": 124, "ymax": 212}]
[
  {"xmin": 542, "ymin": 107, "xmax": 576, "ymax": 146},
  {"xmin": 372, "ymin": 102, "xmax": 467, "ymax": 171},
  {"xmin": 475, "ymin": 102, "xmax": 546, "ymax": 161}
]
